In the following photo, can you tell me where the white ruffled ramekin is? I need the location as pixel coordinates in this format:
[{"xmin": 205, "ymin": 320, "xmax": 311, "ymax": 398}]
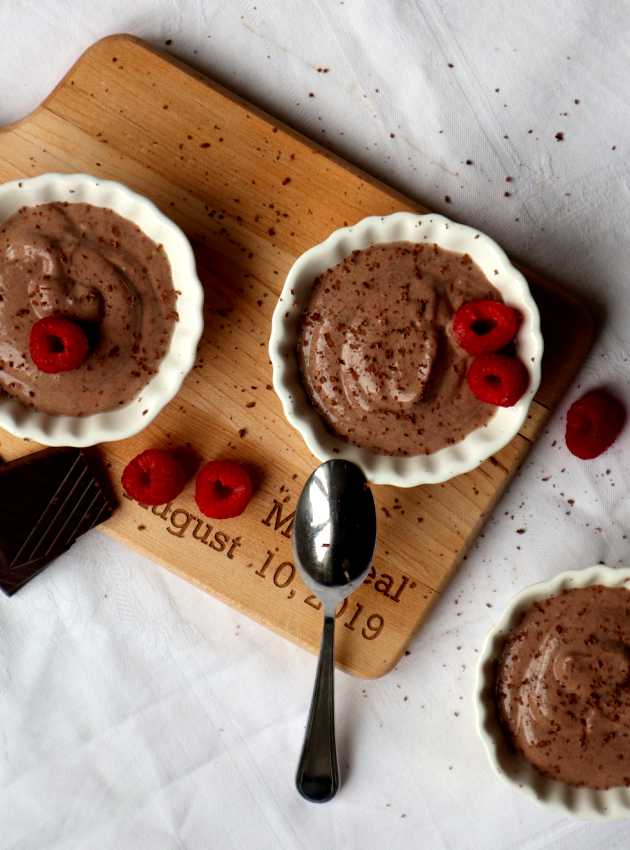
[
  {"xmin": 269, "ymin": 212, "xmax": 542, "ymax": 487},
  {"xmin": 0, "ymin": 173, "xmax": 204, "ymax": 447},
  {"xmin": 476, "ymin": 565, "xmax": 630, "ymax": 820}
]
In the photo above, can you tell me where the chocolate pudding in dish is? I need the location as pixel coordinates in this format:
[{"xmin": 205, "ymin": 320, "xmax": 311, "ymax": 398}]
[
  {"xmin": 0, "ymin": 202, "xmax": 177, "ymax": 415},
  {"xmin": 496, "ymin": 585, "xmax": 630, "ymax": 789},
  {"xmin": 297, "ymin": 241, "xmax": 502, "ymax": 455}
]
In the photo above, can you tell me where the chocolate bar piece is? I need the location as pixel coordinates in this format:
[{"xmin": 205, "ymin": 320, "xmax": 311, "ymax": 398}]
[{"xmin": 0, "ymin": 447, "xmax": 116, "ymax": 595}]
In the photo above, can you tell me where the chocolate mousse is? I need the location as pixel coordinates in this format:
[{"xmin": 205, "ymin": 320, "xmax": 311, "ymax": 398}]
[
  {"xmin": 496, "ymin": 585, "xmax": 630, "ymax": 789},
  {"xmin": 0, "ymin": 202, "xmax": 177, "ymax": 415},
  {"xmin": 297, "ymin": 241, "xmax": 502, "ymax": 455}
]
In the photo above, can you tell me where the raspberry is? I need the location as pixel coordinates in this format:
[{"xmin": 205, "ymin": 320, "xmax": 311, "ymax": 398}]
[
  {"xmin": 565, "ymin": 390, "xmax": 625, "ymax": 459},
  {"xmin": 195, "ymin": 460, "xmax": 253, "ymax": 519},
  {"xmin": 29, "ymin": 316, "xmax": 89, "ymax": 373},
  {"xmin": 122, "ymin": 449, "xmax": 188, "ymax": 505},
  {"xmin": 467, "ymin": 354, "xmax": 529, "ymax": 407},
  {"xmin": 452, "ymin": 300, "xmax": 520, "ymax": 355}
]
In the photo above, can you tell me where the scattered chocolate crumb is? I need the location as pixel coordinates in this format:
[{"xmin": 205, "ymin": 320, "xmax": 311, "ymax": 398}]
[
  {"xmin": 465, "ymin": 159, "xmax": 473, "ymax": 165},
  {"xmin": 246, "ymin": 401, "xmax": 256, "ymax": 408},
  {"xmin": 282, "ymin": 177, "xmax": 291, "ymax": 186},
  {"xmin": 516, "ymin": 528, "xmax": 526, "ymax": 535},
  {"xmin": 444, "ymin": 195, "xmax": 452, "ymax": 204},
  {"xmin": 574, "ymin": 98, "xmax": 580, "ymax": 104},
  {"xmin": 165, "ymin": 39, "xmax": 172, "ymax": 46},
  {"xmin": 504, "ymin": 191, "xmax": 511, "ymax": 197},
  {"xmin": 308, "ymin": 92, "xmax": 315, "ymax": 98},
  {"xmin": 555, "ymin": 132, "xmax": 564, "ymax": 141},
  {"xmin": 200, "ymin": 142, "xmax": 211, "ymax": 148},
  {"xmin": 447, "ymin": 63, "xmax": 454, "ymax": 68},
  {"xmin": 238, "ymin": 428, "xmax": 247, "ymax": 438},
  {"xmin": 138, "ymin": 524, "xmax": 146, "ymax": 531},
  {"xmin": 505, "ymin": 176, "xmax": 513, "ymax": 182}
]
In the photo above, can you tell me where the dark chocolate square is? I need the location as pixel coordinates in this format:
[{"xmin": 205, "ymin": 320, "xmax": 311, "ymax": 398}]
[{"xmin": 0, "ymin": 447, "xmax": 116, "ymax": 595}]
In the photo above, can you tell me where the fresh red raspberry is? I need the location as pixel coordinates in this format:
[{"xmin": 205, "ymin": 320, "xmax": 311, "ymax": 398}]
[
  {"xmin": 467, "ymin": 354, "xmax": 529, "ymax": 407},
  {"xmin": 452, "ymin": 300, "xmax": 521, "ymax": 355},
  {"xmin": 565, "ymin": 390, "xmax": 625, "ymax": 459},
  {"xmin": 122, "ymin": 449, "xmax": 188, "ymax": 505},
  {"xmin": 195, "ymin": 460, "xmax": 253, "ymax": 519},
  {"xmin": 29, "ymin": 316, "xmax": 89, "ymax": 373}
]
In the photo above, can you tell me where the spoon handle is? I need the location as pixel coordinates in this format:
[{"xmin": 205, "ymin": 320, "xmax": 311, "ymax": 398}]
[{"xmin": 296, "ymin": 614, "xmax": 339, "ymax": 803}]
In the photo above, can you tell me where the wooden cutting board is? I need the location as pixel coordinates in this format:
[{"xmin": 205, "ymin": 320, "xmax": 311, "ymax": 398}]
[{"xmin": 0, "ymin": 35, "xmax": 594, "ymax": 677}]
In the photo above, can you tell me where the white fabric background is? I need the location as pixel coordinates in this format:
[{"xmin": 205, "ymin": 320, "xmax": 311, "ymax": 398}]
[{"xmin": 1, "ymin": 1, "xmax": 630, "ymax": 847}]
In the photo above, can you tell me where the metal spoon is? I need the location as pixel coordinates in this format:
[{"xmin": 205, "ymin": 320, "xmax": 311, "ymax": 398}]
[{"xmin": 293, "ymin": 459, "xmax": 377, "ymax": 803}]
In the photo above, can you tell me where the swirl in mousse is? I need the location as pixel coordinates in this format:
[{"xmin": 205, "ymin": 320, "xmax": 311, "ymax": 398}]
[
  {"xmin": 496, "ymin": 585, "xmax": 630, "ymax": 789},
  {"xmin": 0, "ymin": 202, "xmax": 177, "ymax": 415},
  {"xmin": 297, "ymin": 241, "xmax": 502, "ymax": 455}
]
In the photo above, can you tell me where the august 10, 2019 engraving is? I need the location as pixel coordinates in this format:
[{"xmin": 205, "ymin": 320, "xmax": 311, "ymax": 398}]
[{"xmin": 123, "ymin": 492, "xmax": 419, "ymax": 644}]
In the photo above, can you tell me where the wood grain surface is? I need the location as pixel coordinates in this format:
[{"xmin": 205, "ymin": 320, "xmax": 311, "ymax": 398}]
[{"xmin": 0, "ymin": 35, "xmax": 594, "ymax": 677}]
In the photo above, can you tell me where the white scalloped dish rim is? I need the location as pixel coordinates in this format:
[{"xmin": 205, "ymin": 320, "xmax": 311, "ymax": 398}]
[
  {"xmin": 0, "ymin": 173, "xmax": 204, "ymax": 447},
  {"xmin": 476, "ymin": 565, "xmax": 630, "ymax": 820},
  {"xmin": 269, "ymin": 212, "xmax": 543, "ymax": 487}
]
